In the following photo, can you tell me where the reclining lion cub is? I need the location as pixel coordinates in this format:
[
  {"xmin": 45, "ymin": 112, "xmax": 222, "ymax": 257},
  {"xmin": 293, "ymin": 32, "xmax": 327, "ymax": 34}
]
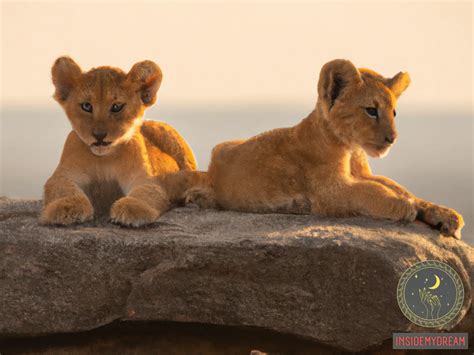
[
  {"xmin": 187, "ymin": 59, "xmax": 464, "ymax": 238},
  {"xmin": 40, "ymin": 57, "xmax": 196, "ymax": 227}
]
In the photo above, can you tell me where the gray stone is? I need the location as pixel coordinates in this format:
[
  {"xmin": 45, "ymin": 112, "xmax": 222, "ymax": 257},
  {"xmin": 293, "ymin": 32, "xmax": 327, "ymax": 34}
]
[{"xmin": 0, "ymin": 197, "xmax": 472, "ymax": 352}]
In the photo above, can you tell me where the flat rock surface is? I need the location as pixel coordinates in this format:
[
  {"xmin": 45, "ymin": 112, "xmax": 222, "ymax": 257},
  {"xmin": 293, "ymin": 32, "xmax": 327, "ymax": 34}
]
[{"xmin": 0, "ymin": 197, "xmax": 472, "ymax": 352}]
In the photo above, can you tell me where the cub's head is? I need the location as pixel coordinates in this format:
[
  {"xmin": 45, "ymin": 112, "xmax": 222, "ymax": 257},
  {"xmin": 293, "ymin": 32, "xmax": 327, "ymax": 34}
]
[
  {"xmin": 317, "ymin": 59, "xmax": 411, "ymax": 158},
  {"xmin": 52, "ymin": 56, "xmax": 162, "ymax": 156}
]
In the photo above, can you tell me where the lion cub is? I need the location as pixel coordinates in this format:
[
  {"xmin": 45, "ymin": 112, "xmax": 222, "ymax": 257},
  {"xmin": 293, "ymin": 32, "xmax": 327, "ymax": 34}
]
[
  {"xmin": 187, "ymin": 59, "xmax": 464, "ymax": 238},
  {"xmin": 40, "ymin": 57, "xmax": 196, "ymax": 227}
]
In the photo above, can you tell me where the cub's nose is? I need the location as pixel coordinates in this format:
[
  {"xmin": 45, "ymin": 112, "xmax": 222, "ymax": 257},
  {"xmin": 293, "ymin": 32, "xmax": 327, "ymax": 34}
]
[
  {"xmin": 385, "ymin": 134, "xmax": 396, "ymax": 144},
  {"xmin": 92, "ymin": 130, "xmax": 107, "ymax": 142}
]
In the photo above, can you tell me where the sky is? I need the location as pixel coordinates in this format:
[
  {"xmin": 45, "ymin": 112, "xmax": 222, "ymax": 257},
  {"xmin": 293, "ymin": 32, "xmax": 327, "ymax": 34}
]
[{"xmin": 1, "ymin": 1, "xmax": 472, "ymax": 111}]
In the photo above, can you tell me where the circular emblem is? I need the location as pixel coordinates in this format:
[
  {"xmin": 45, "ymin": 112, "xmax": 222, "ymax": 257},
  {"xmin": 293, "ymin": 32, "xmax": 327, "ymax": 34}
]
[{"xmin": 397, "ymin": 260, "xmax": 464, "ymax": 327}]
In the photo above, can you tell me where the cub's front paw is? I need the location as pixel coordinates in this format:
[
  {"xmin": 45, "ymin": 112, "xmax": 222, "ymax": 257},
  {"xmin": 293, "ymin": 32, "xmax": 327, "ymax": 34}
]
[
  {"xmin": 420, "ymin": 204, "xmax": 464, "ymax": 239},
  {"xmin": 40, "ymin": 196, "xmax": 94, "ymax": 225},
  {"xmin": 110, "ymin": 197, "xmax": 160, "ymax": 227}
]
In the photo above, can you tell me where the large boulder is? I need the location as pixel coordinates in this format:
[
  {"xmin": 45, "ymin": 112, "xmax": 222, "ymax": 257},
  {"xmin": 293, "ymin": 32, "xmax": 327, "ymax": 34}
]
[{"xmin": 0, "ymin": 197, "xmax": 472, "ymax": 352}]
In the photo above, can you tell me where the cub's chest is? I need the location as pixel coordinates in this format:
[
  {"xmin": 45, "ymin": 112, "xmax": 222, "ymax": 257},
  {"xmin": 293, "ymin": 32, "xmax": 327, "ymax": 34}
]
[{"xmin": 83, "ymin": 179, "xmax": 124, "ymax": 217}]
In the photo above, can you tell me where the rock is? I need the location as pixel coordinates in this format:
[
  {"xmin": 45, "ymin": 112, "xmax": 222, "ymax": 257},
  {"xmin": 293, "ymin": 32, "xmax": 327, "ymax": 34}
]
[{"xmin": 0, "ymin": 197, "xmax": 472, "ymax": 352}]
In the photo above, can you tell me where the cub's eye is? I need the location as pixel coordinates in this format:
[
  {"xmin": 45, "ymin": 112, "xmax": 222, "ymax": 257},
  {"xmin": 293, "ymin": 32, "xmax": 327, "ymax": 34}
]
[
  {"xmin": 393, "ymin": 109, "xmax": 397, "ymax": 117},
  {"xmin": 81, "ymin": 102, "xmax": 93, "ymax": 113},
  {"xmin": 111, "ymin": 103, "xmax": 125, "ymax": 113},
  {"xmin": 365, "ymin": 107, "xmax": 378, "ymax": 119}
]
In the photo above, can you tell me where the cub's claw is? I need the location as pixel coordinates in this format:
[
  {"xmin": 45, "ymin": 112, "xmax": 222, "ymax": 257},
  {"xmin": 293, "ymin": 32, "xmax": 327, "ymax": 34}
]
[
  {"xmin": 40, "ymin": 196, "xmax": 94, "ymax": 225},
  {"xmin": 110, "ymin": 197, "xmax": 160, "ymax": 227},
  {"xmin": 439, "ymin": 219, "xmax": 462, "ymax": 239}
]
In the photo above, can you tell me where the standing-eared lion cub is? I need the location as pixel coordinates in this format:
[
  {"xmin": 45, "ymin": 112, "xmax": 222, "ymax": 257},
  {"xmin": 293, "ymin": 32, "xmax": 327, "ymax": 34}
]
[
  {"xmin": 40, "ymin": 57, "xmax": 196, "ymax": 227},
  {"xmin": 186, "ymin": 59, "xmax": 464, "ymax": 238}
]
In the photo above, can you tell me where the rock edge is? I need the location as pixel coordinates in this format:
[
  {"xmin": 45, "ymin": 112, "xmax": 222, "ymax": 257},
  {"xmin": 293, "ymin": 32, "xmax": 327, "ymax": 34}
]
[{"xmin": 0, "ymin": 198, "xmax": 472, "ymax": 351}]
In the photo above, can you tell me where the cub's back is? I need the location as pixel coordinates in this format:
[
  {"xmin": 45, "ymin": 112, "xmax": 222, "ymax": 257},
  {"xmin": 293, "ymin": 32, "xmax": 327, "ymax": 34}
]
[
  {"xmin": 141, "ymin": 120, "xmax": 197, "ymax": 171},
  {"xmin": 208, "ymin": 126, "xmax": 307, "ymax": 208}
]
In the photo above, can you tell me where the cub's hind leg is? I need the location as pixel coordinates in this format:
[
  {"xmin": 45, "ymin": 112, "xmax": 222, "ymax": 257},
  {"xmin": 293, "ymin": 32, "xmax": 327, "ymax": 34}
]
[
  {"xmin": 158, "ymin": 170, "xmax": 213, "ymax": 208},
  {"xmin": 185, "ymin": 186, "xmax": 219, "ymax": 209}
]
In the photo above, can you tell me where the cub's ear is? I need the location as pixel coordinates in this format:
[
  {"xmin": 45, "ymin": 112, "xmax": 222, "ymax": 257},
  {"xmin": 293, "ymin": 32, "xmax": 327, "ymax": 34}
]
[
  {"xmin": 51, "ymin": 56, "xmax": 82, "ymax": 102},
  {"xmin": 385, "ymin": 72, "xmax": 411, "ymax": 98},
  {"xmin": 127, "ymin": 60, "xmax": 163, "ymax": 106},
  {"xmin": 318, "ymin": 59, "xmax": 362, "ymax": 110}
]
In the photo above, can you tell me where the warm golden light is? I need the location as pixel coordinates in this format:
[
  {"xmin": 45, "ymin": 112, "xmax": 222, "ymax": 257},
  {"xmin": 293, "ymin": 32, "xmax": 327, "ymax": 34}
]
[{"xmin": 1, "ymin": 2, "xmax": 472, "ymax": 109}]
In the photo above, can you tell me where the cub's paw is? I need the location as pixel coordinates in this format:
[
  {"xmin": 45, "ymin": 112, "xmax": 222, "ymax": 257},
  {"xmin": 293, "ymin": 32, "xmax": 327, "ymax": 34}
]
[
  {"xmin": 184, "ymin": 187, "xmax": 218, "ymax": 209},
  {"xmin": 393, "ymin": 197, "xmax": 417, "ymax": 222},
  {"xmin": 420, "ymin": 204, "xmax": 464, "ymax": 239},
  {"xmin": 40, "ymin": 196, "xmax": 94, "ymax": 225},
  {"xmin": 110, "ymin": 197, "xmax": 160, "ymax": 227}
]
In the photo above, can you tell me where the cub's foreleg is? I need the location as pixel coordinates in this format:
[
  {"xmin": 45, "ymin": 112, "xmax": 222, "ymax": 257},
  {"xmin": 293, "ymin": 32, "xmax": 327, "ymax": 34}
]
[
  {"xmin": 311, "ymin": 179, "xmax": 417, "ymax": 222},
  {"xmin": 40, "ymin": 171, "xmax": 94, "ymax": 225},
  {"xmin": 110, "ymin": 178, "xmax": 170, "ymax": 227},
  {"xmin": 365, "ymin": 175, "xmax": 463, "ymax": 238},
  {"xmin": 350, "ymin": 152, "xmax": 464, "ymax": 238}
]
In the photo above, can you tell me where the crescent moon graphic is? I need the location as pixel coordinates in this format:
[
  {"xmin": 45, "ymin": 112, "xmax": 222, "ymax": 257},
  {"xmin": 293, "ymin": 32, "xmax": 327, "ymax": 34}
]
[{"xmin": 428, "ymin": 274, "xmax": 441, "ymax": 290}]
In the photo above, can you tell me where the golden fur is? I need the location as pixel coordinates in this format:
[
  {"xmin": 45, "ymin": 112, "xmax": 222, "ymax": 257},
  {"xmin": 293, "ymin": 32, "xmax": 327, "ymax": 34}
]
[
  {"xmin": 41, "ymin": 57, "xmax": 196, "ymax": 226},
  {"xmin": 186, "ymin": 59, "xmax": 464, "ymax": 238}
]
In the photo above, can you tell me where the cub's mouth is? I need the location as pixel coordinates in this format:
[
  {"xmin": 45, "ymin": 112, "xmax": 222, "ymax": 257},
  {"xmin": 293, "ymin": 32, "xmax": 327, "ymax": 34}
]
[
  {"xmin": 364, "ymin": 143, "xmax": 392, "ymax": 158},
  {"xmin": 89, "ymin": 140, "xmax": 114, "ymax": 156},
  {"xmin": 91, "ymin": 141, "xmax": 112, "ymax": 147}
]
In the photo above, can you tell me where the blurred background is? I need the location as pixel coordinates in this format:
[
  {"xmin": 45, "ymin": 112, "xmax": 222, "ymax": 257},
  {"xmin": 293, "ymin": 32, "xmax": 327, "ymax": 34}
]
[{"xmin": 1, "ymin": 1, "xmax": 472, "ymax": 244}]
